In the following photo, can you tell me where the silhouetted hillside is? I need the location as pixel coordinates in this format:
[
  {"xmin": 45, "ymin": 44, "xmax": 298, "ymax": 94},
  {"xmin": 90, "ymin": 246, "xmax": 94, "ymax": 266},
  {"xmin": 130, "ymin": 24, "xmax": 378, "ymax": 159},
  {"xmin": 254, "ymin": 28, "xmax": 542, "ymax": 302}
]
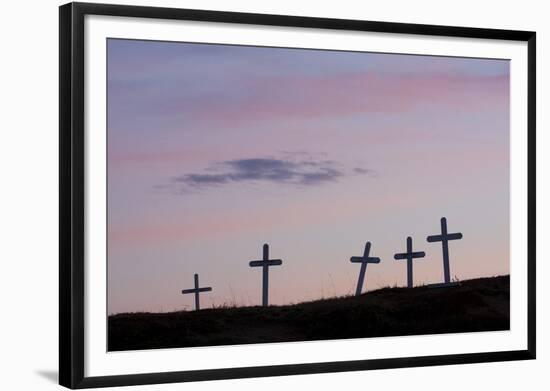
[{"xmin": 108, "ymin": 275, "xmax": 509, "ymax": 351}]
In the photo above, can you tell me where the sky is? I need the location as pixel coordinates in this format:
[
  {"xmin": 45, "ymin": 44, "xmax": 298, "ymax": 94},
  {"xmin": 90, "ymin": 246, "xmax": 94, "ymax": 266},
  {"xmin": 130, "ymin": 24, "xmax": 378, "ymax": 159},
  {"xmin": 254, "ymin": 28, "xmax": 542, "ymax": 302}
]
[{"xmin": 107, "ymin": 38, "xmax": 510, "ymax": 315}]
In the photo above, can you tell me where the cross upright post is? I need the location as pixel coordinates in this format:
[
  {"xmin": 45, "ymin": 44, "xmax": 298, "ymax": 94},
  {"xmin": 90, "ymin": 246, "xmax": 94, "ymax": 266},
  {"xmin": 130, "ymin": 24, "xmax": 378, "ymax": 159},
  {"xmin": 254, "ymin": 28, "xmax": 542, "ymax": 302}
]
[
  {"xmin": 249, "ymin": 243, "xmax": 283, "ymax": 306},
  {"xmin": 350, "ymin": 241, "xmax": 381, "ymax": 296},
  {"xmin": 181, "ymin": 273, "xmax": 212, "ymax": 311},
  {"xmin": 427, "ymin": 217, "xmax": 463, "ymax": 284},
  {"xmin": 394, "ymin": 236, "xmax": 426, "ymax": 288}
]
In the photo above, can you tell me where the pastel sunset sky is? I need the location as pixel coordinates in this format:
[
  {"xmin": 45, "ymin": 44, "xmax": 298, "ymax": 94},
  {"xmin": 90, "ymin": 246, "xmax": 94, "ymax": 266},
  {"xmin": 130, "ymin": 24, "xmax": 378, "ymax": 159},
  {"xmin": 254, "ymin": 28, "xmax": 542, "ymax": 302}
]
[{"xmin": 107, "ymin": 38, "xmax": 510, "ymax": 314}]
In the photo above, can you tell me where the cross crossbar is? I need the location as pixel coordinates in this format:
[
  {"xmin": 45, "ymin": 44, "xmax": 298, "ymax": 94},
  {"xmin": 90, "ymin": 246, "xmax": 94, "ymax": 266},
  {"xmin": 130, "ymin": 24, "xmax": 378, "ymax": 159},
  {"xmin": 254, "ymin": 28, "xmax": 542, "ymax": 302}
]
[
  {"xmin": 394, "ymin": 251, "xmax": 425, "ymax": 260},
  {"xmin": 181, "ymin": 287, "xmax": 212, "ymax": 294},
  {"xmin": 350, "ymin": 256, "xmax": 380, "ymax": 264},
  {"xmin": 427, "ymin": 233, "xmax": 462, "ymax": 242},
  {"xmin": 249, "ymin": 259, "xmax": 282, "ymax": 267}
]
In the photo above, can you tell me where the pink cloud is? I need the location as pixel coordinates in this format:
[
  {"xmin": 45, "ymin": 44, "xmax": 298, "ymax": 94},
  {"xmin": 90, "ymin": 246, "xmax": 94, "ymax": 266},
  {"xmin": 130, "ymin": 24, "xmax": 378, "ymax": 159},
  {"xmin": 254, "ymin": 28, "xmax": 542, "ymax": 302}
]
[
  {"xmin": 108, "ymin": 190, "xmax": 408, "ymax": 246},
  {"xmin": 108, "ymin": 147, "xmax": 220, "ymax": 166},
  {"xmin": 188, "ymin": 72, "xmax": 509, "ymax": 126}
]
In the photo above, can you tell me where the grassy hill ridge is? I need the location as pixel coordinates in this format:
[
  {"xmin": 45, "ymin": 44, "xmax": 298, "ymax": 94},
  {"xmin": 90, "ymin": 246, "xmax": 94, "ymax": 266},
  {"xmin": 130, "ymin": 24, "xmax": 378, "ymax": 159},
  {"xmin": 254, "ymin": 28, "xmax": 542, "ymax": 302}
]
[{"xmin": 108, "ymin": 275, "xmax": 509, "ymax": 351}]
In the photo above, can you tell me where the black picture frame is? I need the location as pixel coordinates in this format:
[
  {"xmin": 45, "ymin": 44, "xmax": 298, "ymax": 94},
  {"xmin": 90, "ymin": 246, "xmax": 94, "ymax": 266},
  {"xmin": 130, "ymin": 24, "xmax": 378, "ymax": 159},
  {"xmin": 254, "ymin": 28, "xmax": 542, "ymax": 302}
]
[{"xmin": 59, "ymin": 2, "xmax": 536, "ymax": 389}]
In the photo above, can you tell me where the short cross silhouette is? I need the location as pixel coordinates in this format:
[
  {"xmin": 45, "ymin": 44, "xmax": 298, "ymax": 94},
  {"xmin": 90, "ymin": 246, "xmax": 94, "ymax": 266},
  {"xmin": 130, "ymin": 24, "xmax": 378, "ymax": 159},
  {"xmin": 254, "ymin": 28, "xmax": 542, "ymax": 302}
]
[
  {"xmin": 427, "ymin": 217, "xmax": 463, "ymax": 284},
  {"xmin": 350, "ymin": 241, "xmax": 381, "ymax": 296},
  {"xmin": 249, "ymin": 243, "xmax": 282, "ymax": 306},
  {"xmin": 394, "ymin": 236, "xmax": 425, "ymax": 288},
  {"xmin": 181, "ymin": 273, "xmax": 212, "ymax": 311}
]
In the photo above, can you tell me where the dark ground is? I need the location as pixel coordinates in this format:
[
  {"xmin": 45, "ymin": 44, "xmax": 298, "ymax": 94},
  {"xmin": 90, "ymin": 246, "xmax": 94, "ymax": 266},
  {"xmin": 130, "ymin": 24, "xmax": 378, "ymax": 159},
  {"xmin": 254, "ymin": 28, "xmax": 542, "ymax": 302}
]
[{"xmin": 108, "ymin": 275, "xmax": 509, "ymax": 351}]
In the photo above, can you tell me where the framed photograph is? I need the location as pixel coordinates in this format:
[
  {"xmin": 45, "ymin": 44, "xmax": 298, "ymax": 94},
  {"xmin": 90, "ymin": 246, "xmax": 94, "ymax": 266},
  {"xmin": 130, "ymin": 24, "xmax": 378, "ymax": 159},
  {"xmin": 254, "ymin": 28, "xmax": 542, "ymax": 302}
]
[{"xmin": 59, "ymin": 2, "xmax": 536, "ymax": 388}]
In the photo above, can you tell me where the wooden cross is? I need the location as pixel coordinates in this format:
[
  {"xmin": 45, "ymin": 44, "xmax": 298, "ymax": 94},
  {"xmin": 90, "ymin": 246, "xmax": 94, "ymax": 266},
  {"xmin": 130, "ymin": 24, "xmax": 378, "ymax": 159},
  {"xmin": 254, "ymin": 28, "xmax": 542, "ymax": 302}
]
[
  {"xmin": 427, "ymin": 217, "xmax": 463, "ymax": 284},
  {"xmin": 350, "ymin": 241, "xmax": 381, "ymax": 296},
  {"xmin": 394, "ymin": 236, "xmax": 425, "ymax": 288},
  {"xmin": 181, "ymin": 273, "xmax": 212, "ymax": 311},
  {"xmin": 249, "ymin": 243, "xmax": 282, "ymax": 307}
]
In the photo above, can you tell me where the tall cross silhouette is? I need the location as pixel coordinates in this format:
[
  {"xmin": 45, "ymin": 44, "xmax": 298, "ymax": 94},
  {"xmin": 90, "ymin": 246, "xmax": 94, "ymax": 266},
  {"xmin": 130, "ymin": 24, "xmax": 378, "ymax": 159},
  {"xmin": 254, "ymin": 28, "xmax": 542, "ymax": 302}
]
[
  {"xmin": 181, "ymin": 273, "xmax": 212, "ymax": 311},
  {"xmin": 350, "ymin": 241, "xmax": 381, "ymax": 296},
  {"xmin": 427, "ymin": 217, "xmax": 463, "ymax": 284},
  {"xmin": 249, "ymin": 243, "xmax": 282, "ymax": 306},
  {"xmin": 394, "ymin": 236, "xmax": 425, "ymax": 288}
]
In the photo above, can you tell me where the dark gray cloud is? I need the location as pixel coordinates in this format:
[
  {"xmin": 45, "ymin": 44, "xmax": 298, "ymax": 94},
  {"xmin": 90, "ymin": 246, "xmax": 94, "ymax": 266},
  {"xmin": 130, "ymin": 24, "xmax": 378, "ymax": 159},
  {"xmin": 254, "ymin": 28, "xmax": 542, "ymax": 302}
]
[
  {"xmin": 353, "ymin": 167, "xmax": 371, "ymax": 174},
  {"xmin": 172, "ymin": 158, "xmax": 351, "ymax": 190}
]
